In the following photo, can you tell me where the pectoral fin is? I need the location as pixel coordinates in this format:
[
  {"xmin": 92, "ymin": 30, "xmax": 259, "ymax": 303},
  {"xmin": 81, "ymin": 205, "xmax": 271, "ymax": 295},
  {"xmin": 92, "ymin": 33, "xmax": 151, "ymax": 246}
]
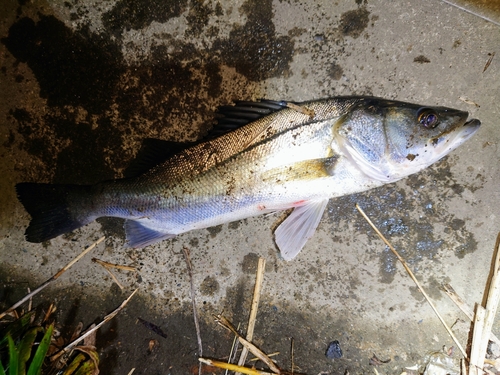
[{"xmin": 274, "ymin": 199, "xmax": 329, "ymax": 261}]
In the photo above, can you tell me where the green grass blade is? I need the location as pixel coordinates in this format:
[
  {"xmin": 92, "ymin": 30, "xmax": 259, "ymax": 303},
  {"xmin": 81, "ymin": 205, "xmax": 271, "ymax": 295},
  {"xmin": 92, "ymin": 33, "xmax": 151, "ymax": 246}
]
[
  {"xmin": 7, "ymin": 334, "xmax": 19, "ymax": 375},
  {"xmin": 18, "ymin": 327, "xmax": 42, "ymax": 375},
  {"xmin": 0, "ymin": 311, "xmax": 35, "ymax": 350},
  {"xmin": 0, "ymin": 357, "xmax": 6, "ymax": 375},
  {"xmin": 26, "ymin": 324, "xmax": 53, "ymax": 375}
]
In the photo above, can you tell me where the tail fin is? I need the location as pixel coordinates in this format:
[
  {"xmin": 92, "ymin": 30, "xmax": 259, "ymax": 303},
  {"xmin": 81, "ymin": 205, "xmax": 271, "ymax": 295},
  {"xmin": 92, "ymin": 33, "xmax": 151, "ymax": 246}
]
[{"xmin": 16, "ymin": 183, "xmax": 93, "ymax": 243}]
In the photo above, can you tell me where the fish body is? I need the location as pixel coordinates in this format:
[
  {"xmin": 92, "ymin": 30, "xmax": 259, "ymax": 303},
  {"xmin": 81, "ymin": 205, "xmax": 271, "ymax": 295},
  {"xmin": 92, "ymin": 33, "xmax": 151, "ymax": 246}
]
[{"xmin": 16, "ymin": 97, "xmax": 480, "ymax": 260}]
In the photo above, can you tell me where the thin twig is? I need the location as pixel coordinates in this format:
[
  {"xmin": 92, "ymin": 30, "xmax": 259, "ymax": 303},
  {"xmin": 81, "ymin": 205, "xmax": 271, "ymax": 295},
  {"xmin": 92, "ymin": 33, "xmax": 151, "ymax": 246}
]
[
  {"xmin": 355, "ymin": 204, "xmax": 467, "ymax": 358},
  {"xmin": 183, "ymin": 247, "xmax": 203, "ymax": 375},
  {"xmin": 200, "ymin": 358, "xmax": 276, "ymax": 375},
  {"xmin": 476, "ymin": 233, "xmax": 500, "ymax": 371},
  {"xmin": 469, "ymin": 305, "xmax": 486, "ymax": 375},
  {"xmin": 51, "ymin": 288, "xmax": 138, "ymax": 361},
  {"xmin": 104, "ymin": 267, "xmax": 125, "ymax": 290},
  {"xmin": 442, "ymin": 283, "xmax": 500, "ymax": 346},
  {"xmin": 483, "ymin": 52, "xmax": 495, "ymax": 73},
  {"xmin": 226, "ymin": 322, "xmax": 242, "ymax": 375},
  {"xmin": 238, "ymin": 257, "xmax": 266, "ymax": 369},
  {"xmin": 92, "ymin": 258, "xmax": 136, "ymax": 271},
  {"xmin": 437, "ymin": 0, "xmax": 500, "ymax": 26},
  {"xmin": 215, "ymin": 315, "xmax": 281, "ymax": 374},
  {"xmin": 0, "ymin": 236, "xmax": 105, "ymax": 320}
]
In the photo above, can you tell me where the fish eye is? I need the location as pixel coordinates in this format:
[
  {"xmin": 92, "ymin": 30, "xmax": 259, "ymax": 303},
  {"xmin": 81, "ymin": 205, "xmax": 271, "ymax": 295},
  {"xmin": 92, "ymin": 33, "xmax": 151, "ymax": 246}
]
[{"xmin": 417, "ymin": 108, "xmax": 439, "ymax": 129}]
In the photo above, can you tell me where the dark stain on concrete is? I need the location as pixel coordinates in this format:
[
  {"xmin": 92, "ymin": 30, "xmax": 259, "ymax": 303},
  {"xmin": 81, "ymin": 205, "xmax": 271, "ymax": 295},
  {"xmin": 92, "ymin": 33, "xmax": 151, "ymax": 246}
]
[
  {"xmin": 339, "ymin": 7, "xmax": 370, "ymax": 39},
  {"xmin": 327, "ymin": 157, "xmax": 478, "ymax": 283},
  {"xmin": 241, "ymin": 252, "xmax": 260, "ymax": 274},
  {"xmin": 101, "ymin": 0, "xmax": 188, "ymax": 36},
  {"xmin": 200, "ymin": 275, "xmax": 219, "ymax": 296},
  {"xmin": 186, "ymin": 0, "xmax": 215, "ymax": 37},
  {"xmin": 206, "ymin": 225, "xmax": 223, "ymax": 238},
  {"xmin": 212, "ymin": 0, "xmax": 295, "ymax": 81},
  {"xmin": 328, "ymin": 61, "xmax": 344, "ymax": 80},
  {"xmin": 2, "ymin": 16, "xmax": 122, "ymax": 113},
  {"xmin": 414, "ymin": 55, "xmax": 431, "ymax": 64}
]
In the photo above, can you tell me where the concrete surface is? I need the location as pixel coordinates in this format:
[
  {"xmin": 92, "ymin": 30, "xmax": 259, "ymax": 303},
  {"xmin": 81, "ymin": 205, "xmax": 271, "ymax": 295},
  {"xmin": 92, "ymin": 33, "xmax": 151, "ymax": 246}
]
[{"xmin": 0, "ymin": 0, "xmax": 499, "ymax": 374}]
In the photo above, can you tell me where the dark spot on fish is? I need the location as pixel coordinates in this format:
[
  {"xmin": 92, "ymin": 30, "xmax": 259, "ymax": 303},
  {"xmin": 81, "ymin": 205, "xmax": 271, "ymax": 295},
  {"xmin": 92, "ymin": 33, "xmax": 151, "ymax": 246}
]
[
  {"xmin": 328, "ymin": 62, "xmax": 344, "ymax": 80},
  {"xmin": 339, "ymin": 7, "xmax": 370, "ymax": 39},
  {"xmin": 414, "ymin": 55, "xmax": 431, "ymax": 64},
  {"xmin": 406, "ymin": 153, "xmax": 416, "ymax": 161},
  {"xmin": 200, "ymin": 276, "xmax": 220, "ymax": 296},
  {"xmin": 101, "ymin": 0, "xmax": 188, "ymax": 37}
]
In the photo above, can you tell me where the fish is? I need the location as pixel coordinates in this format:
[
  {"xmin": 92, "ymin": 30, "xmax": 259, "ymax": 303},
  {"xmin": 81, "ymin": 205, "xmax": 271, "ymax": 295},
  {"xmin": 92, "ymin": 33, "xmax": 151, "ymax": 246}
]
[{"xmin": 16, "ymin": 97, "xmax": 481, "ymax": 260}]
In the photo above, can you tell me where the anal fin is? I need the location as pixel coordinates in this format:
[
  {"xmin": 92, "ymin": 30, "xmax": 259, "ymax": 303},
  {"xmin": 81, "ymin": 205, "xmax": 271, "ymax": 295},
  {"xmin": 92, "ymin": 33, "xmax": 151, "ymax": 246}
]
[
  {"xmin": 274, "ymin": 199, "xmax": 329, "ymax": 261},
  {"xmin": 124, "ymin": 219, "xmax": 175, "ymax": 248}
]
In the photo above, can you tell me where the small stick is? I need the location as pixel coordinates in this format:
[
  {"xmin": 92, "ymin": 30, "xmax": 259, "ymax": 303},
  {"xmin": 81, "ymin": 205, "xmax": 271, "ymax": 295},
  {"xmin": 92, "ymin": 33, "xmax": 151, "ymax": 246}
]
[
  {"xmin": 51, "ymin": 288, "xmax": 138, "ymax": 361},
  {"xmin": 238, "ymin": 257, "xmax": 266, "ymax": 368},
  {"xmin": 102, "ymin": 266, "xmax": 125, "ymax": 290},
  {"xmin": 92, "ymin": 258, "xmax": 136, "ymax": 272},
  {"xmin": 215, "ymin": 315, "xmax": 281, "ymax": 374},
  {"xmin": 199, "ymin": 358, "xmax": 276, "ymax": 375},
  {"xmin": 476, "ymin": 233, "xmax": 500, "ymax": 371},
  {"xmin": 127, "ymin": 369, "xmax": 135, "ymax": 375},
  {"xmin": 483, "ymin": 52, "xmax": 495, "ymax": 73},
  {"xmin": 27, "ymin": 287, "xmax": 32, "ymax": 312},
  {"xmin": 459, "ymin": 97, "xmax": 480, "ymax": 108},
  {"xmin": 355, "ymin": 204, "xmax": 467, "ymax": 358},
  {"xmin": 442, "ymin": 283, "xmax": 500, "ymax": 346},
  {"xmin": 0, "ymin": 236, "xmax": 105, "ymax": 320},
  {"xmin": 183, "ymin": 247, "xmax": 203, "ymax": 372},
  {"xmin": 226, "ymin": 322, "xmax": 242, "ymax": 375},
  {"xmin": 469, "ymin": 305, "xmax": 486, "ymax": 375}
]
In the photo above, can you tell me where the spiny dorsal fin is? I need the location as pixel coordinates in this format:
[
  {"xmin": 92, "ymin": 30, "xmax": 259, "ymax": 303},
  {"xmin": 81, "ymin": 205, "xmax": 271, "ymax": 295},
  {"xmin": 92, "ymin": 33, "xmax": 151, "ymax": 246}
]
[{"xmin": 211, "ymin": 99, "xmax": 288, "ymax": 137}]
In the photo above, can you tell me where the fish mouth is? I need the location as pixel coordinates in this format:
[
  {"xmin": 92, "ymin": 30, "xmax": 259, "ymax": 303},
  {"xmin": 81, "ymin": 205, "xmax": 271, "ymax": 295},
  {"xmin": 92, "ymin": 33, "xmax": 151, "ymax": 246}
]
[
  {"xmin": 461, "ymin": 118, "xmax": 481, "ymax": 139},
  {"xmin": 430, "ymin": 117, "xmax": 481, "ymax": 150}
]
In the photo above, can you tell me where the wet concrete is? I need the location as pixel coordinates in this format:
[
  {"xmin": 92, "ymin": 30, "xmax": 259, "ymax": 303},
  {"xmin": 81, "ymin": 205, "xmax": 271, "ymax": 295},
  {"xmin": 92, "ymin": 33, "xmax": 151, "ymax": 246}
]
[{"xmin": 1, "ymin": 0, "xmax": 500, "ymax": 374}]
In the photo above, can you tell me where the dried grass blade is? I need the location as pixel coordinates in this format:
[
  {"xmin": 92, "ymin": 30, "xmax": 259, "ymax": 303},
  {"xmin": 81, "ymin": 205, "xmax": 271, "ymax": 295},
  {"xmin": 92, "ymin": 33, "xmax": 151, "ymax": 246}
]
[
  {"xmin": 238, "ymin": 257, "xmax": 266, "ymax": 369},
  {"xmin": 200, "ymin": 358, "xmax": 276, "ymax": 375}
]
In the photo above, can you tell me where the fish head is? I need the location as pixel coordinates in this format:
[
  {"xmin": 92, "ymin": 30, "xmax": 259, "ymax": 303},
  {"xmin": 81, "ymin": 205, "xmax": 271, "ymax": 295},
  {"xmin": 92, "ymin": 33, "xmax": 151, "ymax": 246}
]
[{"xmin": 335, "ymin": 98, "xmax": 481, "ymax": 182}]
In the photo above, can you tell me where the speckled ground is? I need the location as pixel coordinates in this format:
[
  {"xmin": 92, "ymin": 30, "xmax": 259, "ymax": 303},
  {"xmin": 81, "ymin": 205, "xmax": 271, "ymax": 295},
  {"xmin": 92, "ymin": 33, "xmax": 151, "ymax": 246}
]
[{"xmin": 1, "ymin": 0, "xmax": 499, "ymax": 374}]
